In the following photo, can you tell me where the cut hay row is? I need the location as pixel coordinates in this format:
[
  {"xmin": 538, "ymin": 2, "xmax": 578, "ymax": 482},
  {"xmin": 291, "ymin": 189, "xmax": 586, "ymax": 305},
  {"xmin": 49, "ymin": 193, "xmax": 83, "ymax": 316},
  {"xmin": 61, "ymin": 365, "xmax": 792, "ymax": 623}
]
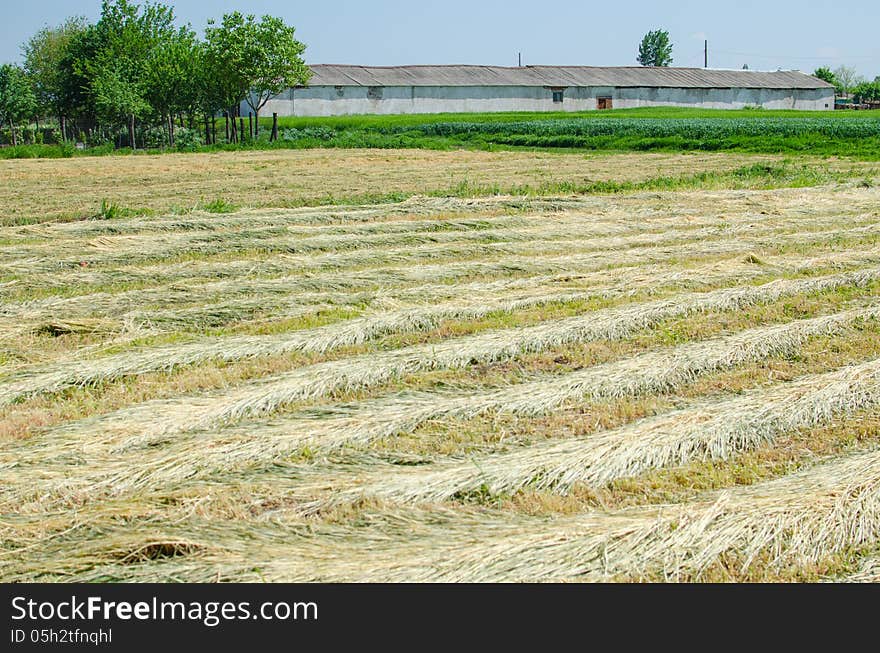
[
  {"xmin": 0, "ymin": 250, "xmax": 811, "ymax": 343},
  {"xmin": 8, "ymin": 199, "xmax": 869, "ymax": 266},
  {"xmin": 0, "ymin": 287, "xmax": 609, "ymax": 400},
  {"xmin": 5, "ymin": 211, "xmax": 749, "ymax": 273},
  {"xmin": 0, "ymin": 219, "xmax": 745, "ymax": 290},
  {"xmin": 7, "ymin": 184, "xmax": 878, "ymax": 241},
  {"xmin": 4, "ymin": 206, "xmax": 844, "ymax": 277},
  {"xmin": 8, "ymin": 237, "xmax": 880, "ymax": 341},
  {"xmin": 3, "ymin": 195, "xmax": 616, "ymax": 239},
  {"xmin": 10, "ymin": 201, "xmax": 720, "ymax": 262},
  {"xmin": 2, "ymin": 265, "xmax": 876, "ymax": 410},
  {"xmin": 8, "ymin": 298, "xmax": 879, "ymax": 504},
  {"xmin": 7, "ymin": 216, "xmax": 879, "ymax": 303},
  {"xmin": 837, "ymin": 556, "xmax": 880, "ymax": 582},
  {"xmin": 7, "ymin": 213, "xmax": 537, "ymax": 253},
  {"xmin": 7, "ymin": 448, "xmax": 880, "ymax": 582},
  {"xmin": 295, "ymin": 357, "xmax": 880, "ymax": 511},
  {"xmin": 2, "ymin": 213, "xmax": 576, "ymax": 267}
]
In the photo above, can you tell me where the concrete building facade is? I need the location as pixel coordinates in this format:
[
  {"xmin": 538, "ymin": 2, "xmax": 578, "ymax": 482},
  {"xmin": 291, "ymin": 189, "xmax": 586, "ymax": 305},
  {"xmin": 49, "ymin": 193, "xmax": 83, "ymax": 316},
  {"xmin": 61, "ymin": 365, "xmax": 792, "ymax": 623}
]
[{"xmin": 248, "ymin": 65, "xmax": 835, "ymax": 117}]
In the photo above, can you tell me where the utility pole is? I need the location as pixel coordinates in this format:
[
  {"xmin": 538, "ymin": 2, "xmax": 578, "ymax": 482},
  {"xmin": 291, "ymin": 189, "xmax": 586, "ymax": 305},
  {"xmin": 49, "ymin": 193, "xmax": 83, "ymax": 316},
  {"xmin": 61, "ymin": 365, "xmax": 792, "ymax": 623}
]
[
  {"xmin": 518, "ymin": 52, "xmax": 522, "ymax": 67},
  {"xmin": 704, "ymin": 40, "xmax": 708, "ymax": 68}
]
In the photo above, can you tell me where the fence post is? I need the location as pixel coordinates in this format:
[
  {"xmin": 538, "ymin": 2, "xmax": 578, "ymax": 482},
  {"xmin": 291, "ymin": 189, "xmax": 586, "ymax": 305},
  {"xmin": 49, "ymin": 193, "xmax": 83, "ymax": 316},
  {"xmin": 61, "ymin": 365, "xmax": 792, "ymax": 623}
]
[
  {"xmin": 271, "ymin": 113, "xmax": 278, "ymax": 142},
  {"xmin": 239, "ymin": 117, "xmax": 245, "ymax": 143}
]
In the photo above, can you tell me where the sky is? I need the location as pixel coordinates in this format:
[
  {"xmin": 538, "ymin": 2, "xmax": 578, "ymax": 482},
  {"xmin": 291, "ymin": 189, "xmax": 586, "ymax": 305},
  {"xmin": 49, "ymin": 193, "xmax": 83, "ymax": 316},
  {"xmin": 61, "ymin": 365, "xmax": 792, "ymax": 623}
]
[{"xmin": 3, "ymin": 0, "xmax": 879, "ymax": 79}]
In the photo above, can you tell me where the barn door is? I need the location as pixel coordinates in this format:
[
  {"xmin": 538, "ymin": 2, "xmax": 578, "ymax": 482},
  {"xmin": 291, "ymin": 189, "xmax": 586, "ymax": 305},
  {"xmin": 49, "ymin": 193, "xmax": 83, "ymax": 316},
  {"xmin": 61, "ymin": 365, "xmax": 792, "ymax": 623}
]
[{"xmin": 597, "ymin": 97, "xmax": 612, "ymax": 110}]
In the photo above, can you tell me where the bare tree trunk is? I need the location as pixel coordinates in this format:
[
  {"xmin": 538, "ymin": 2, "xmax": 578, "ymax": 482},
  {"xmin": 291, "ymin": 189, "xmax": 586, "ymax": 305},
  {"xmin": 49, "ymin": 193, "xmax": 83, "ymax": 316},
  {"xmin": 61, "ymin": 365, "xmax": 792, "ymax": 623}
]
[
  {"xmin": 204, "ymin": 114, "xmax": 211, "ymax": 145},
  {"xmin": 271, "ymin": 113, "xmax": 278, "ymax": 142},
  {"xmin": 212, "ymin": 116, "xmax": 216, "ymax": 145},
  {"xmin": 224, "ymin": 112, "xmax": 229, "ymax": 143},
  {"xmin": 11, "ymin": 125, "xmax": 17, "ymax": 147},
  {"xmin": 248, "ymin": 112, "xmax": 253, "ymax": 139},
  {"xmin": 129, "ymin": 114, "xmax": 136, "ymax": 150},
  {"xmin": 254, "ymin": 109, "xmax": 259, "ymax": 136},
  {"xmin": 59, "ymin": 115, "xmax": 66, "ymax": 142}
]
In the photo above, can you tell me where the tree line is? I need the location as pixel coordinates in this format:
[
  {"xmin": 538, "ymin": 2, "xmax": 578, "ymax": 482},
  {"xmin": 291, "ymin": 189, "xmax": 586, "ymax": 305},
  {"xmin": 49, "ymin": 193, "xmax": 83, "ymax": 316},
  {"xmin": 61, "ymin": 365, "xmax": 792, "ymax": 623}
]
[
  {"xmin": 0, "ymin": 0, "xmax": 309, "ymax": 148},
  {"xmin": 813, "ymin": 67, "xmax": 880, "ymax": 104}
]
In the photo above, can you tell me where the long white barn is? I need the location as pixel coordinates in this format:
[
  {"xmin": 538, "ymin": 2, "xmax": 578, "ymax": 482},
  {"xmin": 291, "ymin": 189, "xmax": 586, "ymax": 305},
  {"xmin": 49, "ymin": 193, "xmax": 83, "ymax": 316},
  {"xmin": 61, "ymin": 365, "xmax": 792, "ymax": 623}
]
[{"xmin": 249, "ymin": 64, "xmax": 835, "ymax": 117}]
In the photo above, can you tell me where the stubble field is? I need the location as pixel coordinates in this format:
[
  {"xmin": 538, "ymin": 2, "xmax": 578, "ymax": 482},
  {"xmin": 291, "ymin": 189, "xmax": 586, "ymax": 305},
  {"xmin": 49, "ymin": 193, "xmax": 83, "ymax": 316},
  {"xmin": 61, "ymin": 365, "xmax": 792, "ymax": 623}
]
[{"xmin": 2, "ymin": 148, "xmax": 880, "ymax": 582}]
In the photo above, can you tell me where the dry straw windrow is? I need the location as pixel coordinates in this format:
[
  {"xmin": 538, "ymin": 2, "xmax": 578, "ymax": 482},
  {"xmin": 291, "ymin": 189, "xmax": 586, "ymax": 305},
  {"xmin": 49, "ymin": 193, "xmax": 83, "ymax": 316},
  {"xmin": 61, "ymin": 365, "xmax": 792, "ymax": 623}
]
[
  {"xmin": 837, "ymin": 556, "xmax": 880, "ymax": 582},
  {"xmin": 4, "ymin": 215, "xmax": 751, "ymax": 274},
  {"xmin": 7, "ymin": 298, "xmax": 880, "ymax": 504},
  {"xmin": 6, "ymin": 202, "xmax": 870, "ymax": 269},
  {"xmin": 6, "ymin": 448, "xmax": 880, "ymax": 582},
  {"xmin": 6, "ymin": 214, "xmax": 879, "ymax": 300},
  {"xmin": 7, "ymin": 238, "xmax": 880, "ymax": 343},
  {"xmin": 293, "ymin": 356, "xmax": 880, "ymax": 510},
  {"xmin": 2, "ymin": 195, "xmax": 625, "ymax": 240},
  {"xmin": 8, "ymin": 186, "xmax": 874, "ymax": 240},
  {"xmin": 3, "ymin": 262, "xmax": 879, "ymax": 407},
  {"xmin": 6, "ymin": 186, "xmax": 880, "ymax": 584}
]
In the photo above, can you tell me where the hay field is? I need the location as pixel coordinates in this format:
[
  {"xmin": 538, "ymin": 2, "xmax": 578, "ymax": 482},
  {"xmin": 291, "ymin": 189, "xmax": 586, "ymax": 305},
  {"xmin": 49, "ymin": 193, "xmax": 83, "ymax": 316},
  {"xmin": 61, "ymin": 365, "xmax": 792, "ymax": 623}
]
[
  {"xmin": 3, "ymin": 148, "xmax": 868, "ymax": 225},
  {"xmin": 3, "ymin": 169, "xmax": 880, "ymax": 581}
]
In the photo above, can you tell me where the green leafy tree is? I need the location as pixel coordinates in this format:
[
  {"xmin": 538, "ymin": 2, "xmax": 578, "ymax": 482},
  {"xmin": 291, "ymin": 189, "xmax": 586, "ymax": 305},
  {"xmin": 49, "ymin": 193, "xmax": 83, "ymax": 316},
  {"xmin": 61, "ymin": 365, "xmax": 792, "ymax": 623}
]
[
  {"xmin": 56, "ymin": 23, "xmax": 103, "ymax": 139},
  {"xmin": 0, "ymin": 64, "xmax": 37, "ymax": 146},
  {"xmin": 21, "ymin": 17, "xmax": 89, "ymax": 132},
  {"xmin": 205, "ymin": 12, "xmax": 310, "ymax": 136},
  {"xmin": 637, "ymin": 29, "xmax": 674, "ymax": 67},
  {"xmin": 192, "ymin": 41, "xmax": 225, "ymax": 145},
  {"xmin": 853, "ymin": 80, "xmax": 880, "ymax": 103},
  {"xmin": 91, "ymin": 61, "xmax": 150, "ymax": 143},
  {"xmin": 143, "ymin": 24, "xmax": 200, "ymax": 146},
  {"xmin": 812, "ymin": 67, "xmax": 837, "ymax": 86},
  {"xmin": 86, "ymin": 0, "xmax": 177, "ymax": 147}
]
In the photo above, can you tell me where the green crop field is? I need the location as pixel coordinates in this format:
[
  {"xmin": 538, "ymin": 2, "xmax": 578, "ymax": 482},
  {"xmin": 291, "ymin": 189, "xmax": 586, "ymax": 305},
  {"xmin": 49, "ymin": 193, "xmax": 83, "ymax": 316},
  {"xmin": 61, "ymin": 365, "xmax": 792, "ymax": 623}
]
[
  {"xmin": 264, "ymin": 107, "xmax": 880, "ymax": 158},
  {"xmin": 6, "ymin": 107, "xmax": 880, "ymax": 160}
]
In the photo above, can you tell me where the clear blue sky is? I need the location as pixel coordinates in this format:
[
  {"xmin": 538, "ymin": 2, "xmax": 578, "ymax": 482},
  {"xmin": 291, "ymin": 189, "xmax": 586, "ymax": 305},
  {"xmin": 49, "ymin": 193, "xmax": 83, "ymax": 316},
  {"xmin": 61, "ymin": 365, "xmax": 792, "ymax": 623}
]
[{"xmin": 4, "ymin": 0, "xmax": 879, "ymax": 78}]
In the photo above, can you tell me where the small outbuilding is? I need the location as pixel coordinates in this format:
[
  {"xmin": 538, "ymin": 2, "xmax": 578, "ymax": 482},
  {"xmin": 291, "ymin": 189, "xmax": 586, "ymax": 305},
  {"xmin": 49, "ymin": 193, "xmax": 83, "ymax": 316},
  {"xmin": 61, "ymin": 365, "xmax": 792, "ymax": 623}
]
[{"xmin": 249, "ymin": 64, "xmax": 835, "ymax": 117}]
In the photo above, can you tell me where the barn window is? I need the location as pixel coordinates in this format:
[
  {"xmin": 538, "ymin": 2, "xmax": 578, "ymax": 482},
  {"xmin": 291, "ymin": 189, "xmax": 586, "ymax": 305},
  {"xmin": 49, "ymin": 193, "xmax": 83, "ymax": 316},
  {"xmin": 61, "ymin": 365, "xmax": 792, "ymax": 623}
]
[
  {"xmin": 552, "ymin": 90, "xmax": 564, "ymax": 103},
  {"xmin": 367, "ymin": 86, "xmax": 383, "ymax": 100}
]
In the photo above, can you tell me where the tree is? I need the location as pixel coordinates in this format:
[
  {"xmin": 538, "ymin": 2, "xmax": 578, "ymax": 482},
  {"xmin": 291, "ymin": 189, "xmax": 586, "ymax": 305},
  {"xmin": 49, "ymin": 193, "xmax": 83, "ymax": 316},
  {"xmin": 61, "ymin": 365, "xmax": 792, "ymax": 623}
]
[
  {"xmin": 0, "ymin": 64, "xmax": 37, "ymax": 146},
  {"xmin": 205, "ymin": 12, "xmax": 310, "ymax": 136},
  {"xmin": 143, "ymin": 24, "xmax": 200, "ymax": 146},
  {"xmin": 853, "ymin": 80, "xmax": 880, "ymax": 103},
  {"xmin": 812, "ymin": 67, "xmax": 837, "ymax": 86},
  {"xmin": 637, "ymin": 29, "xmax": 673, "ymax": 67},
  {"xmin": 22, "ymin": 17, "xmax": 88, "ymax": 133},
  {"xmin": 833, "ymin": 65, "xmax": 863, "ymax": 96},
  {"xmin": 87, "ymin": 0, "xmax": 178, "ymax": 147},
  {"xmin": 91, "ymin": 61, "xmax": 149, "ymax": 145}
]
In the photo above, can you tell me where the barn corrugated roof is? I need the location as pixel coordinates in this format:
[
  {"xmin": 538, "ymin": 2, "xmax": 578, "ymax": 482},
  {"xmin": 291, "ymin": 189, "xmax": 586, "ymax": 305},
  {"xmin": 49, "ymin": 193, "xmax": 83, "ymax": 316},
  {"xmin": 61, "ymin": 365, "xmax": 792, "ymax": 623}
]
[{"xmin": 304, "ymin": 65, "xmax": 833, "ymax": 89}]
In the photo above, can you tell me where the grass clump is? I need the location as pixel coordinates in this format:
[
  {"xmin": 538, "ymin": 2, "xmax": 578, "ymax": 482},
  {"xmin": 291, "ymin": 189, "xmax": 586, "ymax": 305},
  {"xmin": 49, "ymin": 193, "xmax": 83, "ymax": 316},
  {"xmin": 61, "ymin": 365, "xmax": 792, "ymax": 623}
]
[{"xmin": 201, "ymin": 198, "xmax": 238, "ymax": 214}]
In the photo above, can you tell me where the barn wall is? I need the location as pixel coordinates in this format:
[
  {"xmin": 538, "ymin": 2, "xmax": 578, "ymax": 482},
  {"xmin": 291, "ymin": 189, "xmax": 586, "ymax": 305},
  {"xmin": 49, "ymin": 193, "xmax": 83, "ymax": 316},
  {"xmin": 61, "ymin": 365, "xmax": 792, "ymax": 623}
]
[{"xmin": 246, "ymin": 85, "xmax": 834, "ymax": 117}]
